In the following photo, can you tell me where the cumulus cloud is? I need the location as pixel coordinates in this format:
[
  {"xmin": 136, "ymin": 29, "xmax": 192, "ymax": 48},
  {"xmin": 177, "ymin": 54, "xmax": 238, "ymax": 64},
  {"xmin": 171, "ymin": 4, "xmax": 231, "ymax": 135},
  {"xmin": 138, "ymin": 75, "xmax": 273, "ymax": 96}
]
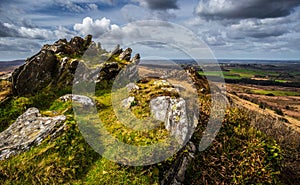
[
  {"xmin": 1, "ymin": 22, "xmax": 75, "ymax": 40},
  {"xmin": 0, "ymin": 38, "xmax": 41, "ymax": 52},
  {"xmin": 73, "ymin": 17, "xmax": 120, "ymax": 38},
  {"xmin": 228, "ymin": 19, "xmax": 288, "ymax": 39},
  {"xmin": 132, "ymin": 0, "xmax": 179, "ymax": 10},
  {"xmin": 196, "ymin": 0, "xmax": 300, "ymax": 20}
]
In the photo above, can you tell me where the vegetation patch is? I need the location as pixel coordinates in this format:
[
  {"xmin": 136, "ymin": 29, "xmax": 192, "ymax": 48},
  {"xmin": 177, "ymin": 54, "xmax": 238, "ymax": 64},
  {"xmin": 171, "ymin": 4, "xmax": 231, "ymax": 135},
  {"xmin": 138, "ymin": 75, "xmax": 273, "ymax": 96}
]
[{"xmin": 251, "ymin": 89, "xmax": 300, "ymax": 96}]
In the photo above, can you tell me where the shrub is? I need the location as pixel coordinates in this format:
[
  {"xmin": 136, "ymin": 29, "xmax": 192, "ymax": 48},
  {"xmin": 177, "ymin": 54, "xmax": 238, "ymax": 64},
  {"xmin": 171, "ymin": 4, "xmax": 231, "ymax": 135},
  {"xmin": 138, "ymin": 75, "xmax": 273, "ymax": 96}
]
[{"xmin": 274, "ymin": 109, "xmax": 284, "ymax": 116}]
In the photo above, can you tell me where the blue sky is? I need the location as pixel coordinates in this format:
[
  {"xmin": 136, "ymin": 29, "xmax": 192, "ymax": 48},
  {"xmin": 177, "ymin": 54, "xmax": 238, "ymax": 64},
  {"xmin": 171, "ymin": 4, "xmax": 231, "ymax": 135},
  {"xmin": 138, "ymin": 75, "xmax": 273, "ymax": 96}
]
[{"xmin": 0, "ymin": 0, "xmax": 300, "ymax": 60}]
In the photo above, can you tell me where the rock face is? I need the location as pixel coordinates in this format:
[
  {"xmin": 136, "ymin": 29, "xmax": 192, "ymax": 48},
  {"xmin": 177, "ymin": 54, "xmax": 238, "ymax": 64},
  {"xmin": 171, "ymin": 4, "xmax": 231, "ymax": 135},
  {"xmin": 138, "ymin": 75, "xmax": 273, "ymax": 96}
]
[
  {"xmin": 119, "ymin": 48, "xmax": 132, "ymax": 61},
  {"xmin": 0, "ymin": 108, "xmax": 66, "ymax": 160},
  {"xmin": 11, "ymin": 35, "xmax": 93, "ymax": 96},
  {"xmin": 150, "ymin": 96, "xmax": 195, "ymax": 145},
  {"xmin": 11, "ymin": 35, "xmax": 140, "ymax": 96}
]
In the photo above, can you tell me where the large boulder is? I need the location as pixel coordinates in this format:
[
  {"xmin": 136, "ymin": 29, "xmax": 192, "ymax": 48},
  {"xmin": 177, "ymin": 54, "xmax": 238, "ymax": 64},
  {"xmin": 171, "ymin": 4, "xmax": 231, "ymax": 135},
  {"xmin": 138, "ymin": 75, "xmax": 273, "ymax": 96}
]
[
  {"xmin": 150, "ymin": 96, "xmax": 196, "ymax": 145},
  {"xmin": 0, "ymin": 108, "xmax": 66, "ymax": 160}
]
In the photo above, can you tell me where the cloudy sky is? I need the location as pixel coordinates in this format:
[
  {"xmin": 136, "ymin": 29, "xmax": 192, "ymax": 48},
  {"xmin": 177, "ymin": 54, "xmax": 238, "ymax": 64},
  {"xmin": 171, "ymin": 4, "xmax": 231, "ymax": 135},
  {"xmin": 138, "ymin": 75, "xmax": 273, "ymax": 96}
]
[{"xmin": 0, "ymin": 0, "xmax": 300, "ymax": 60}]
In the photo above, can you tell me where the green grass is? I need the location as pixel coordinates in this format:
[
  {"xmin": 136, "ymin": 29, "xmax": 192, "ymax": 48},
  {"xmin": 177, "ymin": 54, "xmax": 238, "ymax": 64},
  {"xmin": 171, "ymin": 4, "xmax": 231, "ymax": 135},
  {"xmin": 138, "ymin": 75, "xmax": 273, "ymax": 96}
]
[
  {"xmin": 275, "ymin": 79, "xmax": 288, "ymax": 83},
  {"xmin": 252, "ymin": 90, "xmax": 300, "ymax": 96},
  {"xmin": 199, "ymin": 68, "xmax": 282, "ymax": 80},
  {"xmin": 230, "ymin": 68, "xmax": 279, "ymax": 78},
  {"xmin": 0, "ymin": 94, "xmax": 161, "ymax": 185},
  {"xmin": 198, "ymin": 71, "xmax": 242, "ymax": 80},
  {"xmin": 0, "ymin": 68, "xmax": 284, "ymax": 184},
  {"xmin": 0, "ymin": 86, "xmax": 284, "ymax": 184}
]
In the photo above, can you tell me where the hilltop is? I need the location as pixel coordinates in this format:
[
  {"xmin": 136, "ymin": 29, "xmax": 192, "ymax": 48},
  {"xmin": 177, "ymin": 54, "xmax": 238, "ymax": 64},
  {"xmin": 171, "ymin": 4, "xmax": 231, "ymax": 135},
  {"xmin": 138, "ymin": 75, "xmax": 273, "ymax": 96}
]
[{"xmin": 0, "ymin": 36, "xmax": 286, "ymax": 184}]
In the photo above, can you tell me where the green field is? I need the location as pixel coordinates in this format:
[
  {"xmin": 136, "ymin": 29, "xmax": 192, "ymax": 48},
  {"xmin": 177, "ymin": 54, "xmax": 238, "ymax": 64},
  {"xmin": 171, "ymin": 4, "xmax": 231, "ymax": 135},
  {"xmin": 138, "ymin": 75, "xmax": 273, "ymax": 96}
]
[
  {"xmin": 230, "ymin": 68, "xmax": 279, "ymax": 78},
  {"xmin": 199, "ymin": 68, "xmax": 282, "ymax": 80},
  {"xmin": 275, "ymin": 80, "xmax": 288, "ymax": 83},
  {"xmin": 251, "ymin": 90, "xmax": 300, "ymax": 96},
  {"xmin": 198, "ymin": 71, "xmax": 242, "ymax": 80}
]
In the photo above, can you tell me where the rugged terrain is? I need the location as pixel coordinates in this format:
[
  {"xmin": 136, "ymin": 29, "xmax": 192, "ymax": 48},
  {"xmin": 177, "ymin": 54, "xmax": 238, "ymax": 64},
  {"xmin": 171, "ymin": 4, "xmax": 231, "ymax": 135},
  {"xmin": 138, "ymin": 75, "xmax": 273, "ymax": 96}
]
[{"xmin": 0, "ymin": 36, "xmax": 288, "ymax": 184}]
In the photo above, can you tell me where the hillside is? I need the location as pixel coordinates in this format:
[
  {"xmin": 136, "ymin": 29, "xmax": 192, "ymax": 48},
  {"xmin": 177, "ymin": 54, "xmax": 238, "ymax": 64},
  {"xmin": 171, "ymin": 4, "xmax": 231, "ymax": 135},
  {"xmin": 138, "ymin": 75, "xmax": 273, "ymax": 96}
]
[{"xmin": 0, "ymin": 36, "xmax": 285, "ymax": 184}]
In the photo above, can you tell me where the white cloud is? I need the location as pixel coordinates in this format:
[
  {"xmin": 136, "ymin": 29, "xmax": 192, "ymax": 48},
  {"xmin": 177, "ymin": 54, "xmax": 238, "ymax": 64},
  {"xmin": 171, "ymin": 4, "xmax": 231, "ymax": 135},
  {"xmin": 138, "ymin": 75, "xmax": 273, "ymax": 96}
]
[
  {"xmin": 73, "ymin": 17, "xmax": 118, "ymax": 38},
  {"xmin": 3, "ymin": 23, "xmax": 54, "ymax": 39},
  {"xmin": 2, "ymin": 22, "xmax": 75, "ymax": 40}
]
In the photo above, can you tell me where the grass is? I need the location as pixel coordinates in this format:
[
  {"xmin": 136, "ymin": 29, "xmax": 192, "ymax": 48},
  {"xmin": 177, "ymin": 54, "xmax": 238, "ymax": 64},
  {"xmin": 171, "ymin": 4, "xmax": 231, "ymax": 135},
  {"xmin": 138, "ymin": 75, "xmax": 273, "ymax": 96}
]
[
  {"xmin": 186, "ymin": 107, "xmax": 282, "ymax": 184},
  {"xmin": 0, "ymin": 87, "xmax": 72, "ymax": 132},
  {"xmin": 0, "ymin": 54, "xmax": 285, "ymax": 184},
  {"xmin": 230, "ymin": 68, "xmax": 279, "ymax": 78},
  {"xmin": 198, "ymin": 68, "xmax": 282, "ymax": 80},
  {"xmin": 198, "ymin": 71, "xmax": 242, "ymax": 80},
  {"xmin": 0, "ymin": 84, "xmax": 284, "ymax": 184},
  {"xmin": 0, "ymin": 93, "xmax": 161, "ymax": 184},
  {"xmin": 251, "ymin": 89, "xmax": 300, "ymax": 96},
  {"xmin": 275, "ymin": 79, "xmax": 288, "ymax": 83}
]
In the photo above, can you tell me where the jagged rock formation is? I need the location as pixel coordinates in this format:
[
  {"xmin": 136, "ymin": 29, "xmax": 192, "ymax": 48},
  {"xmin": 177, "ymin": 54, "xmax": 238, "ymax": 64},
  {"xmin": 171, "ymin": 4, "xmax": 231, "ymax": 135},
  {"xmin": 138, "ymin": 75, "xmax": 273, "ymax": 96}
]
[
  {"xmin": 11, "ymin": 35, "xmax": 93, "ymax": 96},
  {"xmin": 0, "ymin": 108, "xmax": 66, "ymax": 160},
  {"xmin": 11, "ymin": 35, "xmax": 139, "ymax": 96}
]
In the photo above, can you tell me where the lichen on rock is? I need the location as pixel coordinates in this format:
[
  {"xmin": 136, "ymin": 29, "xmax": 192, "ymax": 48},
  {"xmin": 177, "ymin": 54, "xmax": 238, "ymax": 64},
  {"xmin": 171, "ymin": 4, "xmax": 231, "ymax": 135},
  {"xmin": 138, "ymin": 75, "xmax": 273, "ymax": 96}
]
[{"xmin": 0, "ymin": 107, "xmax": 66, "ymax": 160}]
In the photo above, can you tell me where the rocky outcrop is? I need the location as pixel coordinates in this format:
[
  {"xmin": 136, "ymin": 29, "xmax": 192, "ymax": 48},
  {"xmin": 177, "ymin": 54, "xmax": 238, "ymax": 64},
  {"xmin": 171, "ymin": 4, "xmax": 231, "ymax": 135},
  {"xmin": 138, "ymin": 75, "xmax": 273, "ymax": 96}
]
[
  {"xmin": 11, "ymin": 35, "xmax": 140, "ymax": 96},
  {"xmin": 119, "ymin": 48, "xmax": 132, "ymax": 61},
  {"xmin": 150, "ymin": 96, "xmax": 195, "ymax": 145},
  {"xmin": 11, "ymin": 50, "xmax": 59, "ymax": 95},
  {"xmin": 0, "ymin": 108, "xmax": 66, "ymax": 160},
  {"xmin": 11, "ymin": 35, "xmax": 94, "ymax": 96}
]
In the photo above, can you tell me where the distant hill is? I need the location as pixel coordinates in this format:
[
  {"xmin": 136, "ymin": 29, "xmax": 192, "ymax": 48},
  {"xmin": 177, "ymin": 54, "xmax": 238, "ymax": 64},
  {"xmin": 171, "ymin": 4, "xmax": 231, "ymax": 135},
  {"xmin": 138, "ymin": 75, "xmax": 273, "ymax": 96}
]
[{"xmin": 0, "ymin": 60, "xmax": 24, "ymax": 73}]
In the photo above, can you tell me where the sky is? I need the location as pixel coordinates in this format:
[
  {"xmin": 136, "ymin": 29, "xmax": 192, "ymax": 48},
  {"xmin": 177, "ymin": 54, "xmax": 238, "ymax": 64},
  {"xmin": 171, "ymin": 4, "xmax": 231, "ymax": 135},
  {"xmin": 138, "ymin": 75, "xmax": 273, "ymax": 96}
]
[{"xmin": 0, "ymin": 0, "xmax": 300, "ymax": 60}]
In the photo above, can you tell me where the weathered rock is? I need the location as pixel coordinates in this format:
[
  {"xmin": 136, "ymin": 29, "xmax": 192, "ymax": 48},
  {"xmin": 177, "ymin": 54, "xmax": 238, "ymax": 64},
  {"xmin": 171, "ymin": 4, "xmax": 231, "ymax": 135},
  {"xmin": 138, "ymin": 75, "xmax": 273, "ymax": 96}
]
[
  {"xmin": 11, "ymin": 49, "xmax": 58, "ymax": 95},
  {"xmin": 110, "ymin": 44, "xmax": 123, "ymax": 56},
  {"xmin": 131, "ymin": 53, "xmax": 140, "ymax": 63},
  {"xmin": 0, "ymin": 108, "xmax": 66, "ymax": 160},
  {"xmin": 154, "ymin": 80, "xmax": 171, "ymax": 87},
  {"xmin": 11, "ymin": 35, "xmax": 141, "ymax": 96},
  {"xmin": 98, "ymin": 62, "xmax": 120, "ymax": 81},
  {"xmin": 121, "ymin": 96, "xmax": 135, "ymax": 109},
  {"xmin": 119, "ymin": 48, "xmax": 132, "ymax": 61},
  {"xmin": 11, "ymin": 35, "xmax": 93, "ymax": 96},
  {"xmin": 150, "ymin": 96, "xmax": 195, "ymax": 145},
  {"xmin": 60, "ymin": 94, "xmax": 95, "ymax": 106},
  {"xmin": 69, "ymin": 35, "xmax": 92, "ymax": 55},
  {"xmin": 185, "ymin": 66, "xmax": 209, "ymax": 93},
  {"xmin": 126, "ymin": 83, "xmax": 139, "ymax": 92},
  {"xmin": 161, "ymin": 142, "xmax": 196, "ymax": 185}
]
